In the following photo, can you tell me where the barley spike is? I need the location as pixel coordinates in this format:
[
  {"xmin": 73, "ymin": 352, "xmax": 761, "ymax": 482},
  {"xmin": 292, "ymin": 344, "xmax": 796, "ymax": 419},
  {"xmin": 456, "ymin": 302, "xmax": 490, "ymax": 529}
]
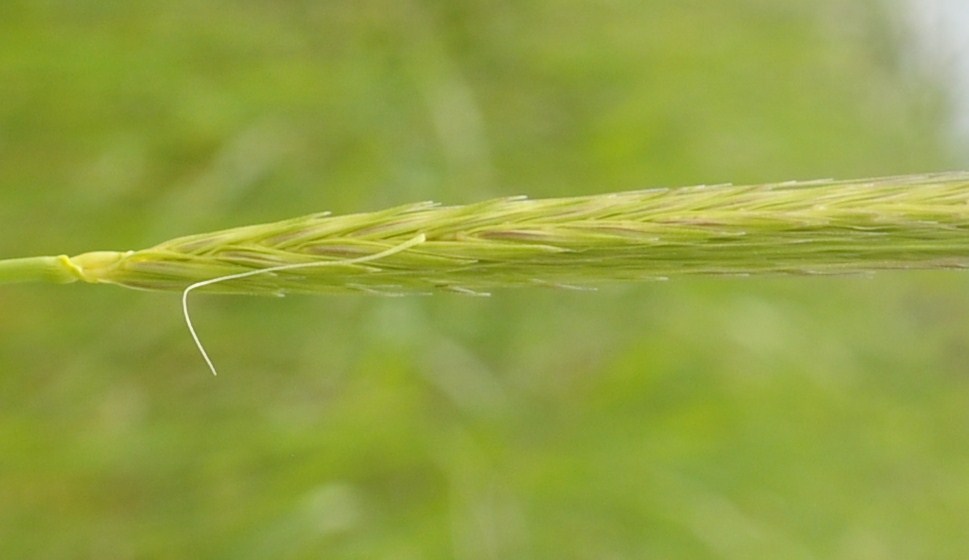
[{"xmin": 5, "ymin": 172, "xmax": 969, "ymax": 295}]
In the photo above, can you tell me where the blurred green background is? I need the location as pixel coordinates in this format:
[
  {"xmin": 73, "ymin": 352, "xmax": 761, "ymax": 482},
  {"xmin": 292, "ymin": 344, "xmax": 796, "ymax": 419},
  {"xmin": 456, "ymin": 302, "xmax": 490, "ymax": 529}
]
[{"xmin": 2, "ymin": 1, "xmax": 969, "ymax": 558}]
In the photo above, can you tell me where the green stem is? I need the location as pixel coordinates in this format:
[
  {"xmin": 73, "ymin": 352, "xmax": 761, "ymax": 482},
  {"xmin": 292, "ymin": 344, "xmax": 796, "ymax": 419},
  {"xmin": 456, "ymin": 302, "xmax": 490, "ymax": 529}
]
[{"xmin": 0, "ymin": 255, "xmax": 80, "ymax": 285}]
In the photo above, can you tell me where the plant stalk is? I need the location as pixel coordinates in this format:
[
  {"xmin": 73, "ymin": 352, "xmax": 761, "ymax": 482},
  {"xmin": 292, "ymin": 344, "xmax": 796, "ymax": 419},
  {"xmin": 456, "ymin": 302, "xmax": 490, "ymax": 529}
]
[{"xmin": 0, "ymin": 255, "xmax": 82, "ymax": 285}]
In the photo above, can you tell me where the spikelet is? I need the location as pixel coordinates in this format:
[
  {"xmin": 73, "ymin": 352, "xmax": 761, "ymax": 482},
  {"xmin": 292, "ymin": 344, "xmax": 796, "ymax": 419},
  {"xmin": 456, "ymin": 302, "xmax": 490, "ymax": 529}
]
[{"xmin": 6, "ymin": 172, "xmax": 969, "ymax": 295}]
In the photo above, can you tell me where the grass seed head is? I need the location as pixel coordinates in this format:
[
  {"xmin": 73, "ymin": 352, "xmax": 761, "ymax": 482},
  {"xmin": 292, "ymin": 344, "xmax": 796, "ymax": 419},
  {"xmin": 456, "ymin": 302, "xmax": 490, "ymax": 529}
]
[{"xmin": 4, "ymin": 172, "xmax": 968, "ymax": 295}]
